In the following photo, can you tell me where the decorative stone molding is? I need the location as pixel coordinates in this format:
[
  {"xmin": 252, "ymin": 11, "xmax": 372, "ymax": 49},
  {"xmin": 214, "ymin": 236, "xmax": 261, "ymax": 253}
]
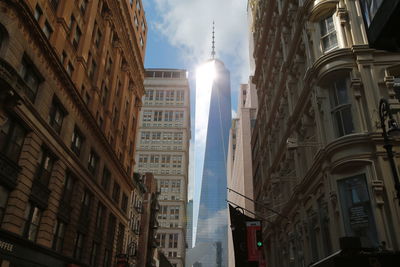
[{"xmin": 371, "ymin": 180, "xmax": 385, "ymax": 206}]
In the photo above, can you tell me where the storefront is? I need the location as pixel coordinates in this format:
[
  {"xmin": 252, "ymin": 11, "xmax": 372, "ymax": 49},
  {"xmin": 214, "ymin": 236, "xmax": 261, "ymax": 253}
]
[{"xmin": 0, "ymin": 229, "xmax": 84, "ymax": 267}]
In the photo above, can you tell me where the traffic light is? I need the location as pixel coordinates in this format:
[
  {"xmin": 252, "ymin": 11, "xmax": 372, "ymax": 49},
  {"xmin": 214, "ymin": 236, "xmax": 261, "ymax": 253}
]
[{"xmin": 256, "ymin": 229, "xmax": 263, "ymax": 248}]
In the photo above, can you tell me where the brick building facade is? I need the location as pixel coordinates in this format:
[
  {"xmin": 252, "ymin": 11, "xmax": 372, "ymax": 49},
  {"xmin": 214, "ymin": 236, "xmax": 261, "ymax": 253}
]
[{"xmin": 0, "ymin": 0, "xmax": 147, "ymax": 266}]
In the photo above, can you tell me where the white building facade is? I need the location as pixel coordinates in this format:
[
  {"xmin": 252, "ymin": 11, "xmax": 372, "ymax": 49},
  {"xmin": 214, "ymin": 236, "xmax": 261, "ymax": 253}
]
[{"xmin": 135, "ymin": 69, "xmax": 191, "ymax": 267}]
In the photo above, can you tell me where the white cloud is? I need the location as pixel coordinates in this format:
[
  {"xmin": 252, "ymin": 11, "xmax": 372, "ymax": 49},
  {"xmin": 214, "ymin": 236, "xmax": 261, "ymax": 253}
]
[{"xmin": 151, "ymin": 0, "xmax": 250, "ymax": 82}]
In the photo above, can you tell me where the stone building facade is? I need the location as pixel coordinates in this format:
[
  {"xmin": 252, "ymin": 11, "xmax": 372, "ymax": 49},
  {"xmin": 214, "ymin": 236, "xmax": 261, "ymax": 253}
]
[
  {"xmin": 0, "ymin": 0, "xmax": 147, "ymax": 266},
  {"xmin": 227, "ymin": 82, "xmax": 258, "ymax": 267},
  {"xmin": 135, "ymin": 69, "xmax": 190, "ymax": 267},
  {"xmin": 249, "ymin": 0, "xmax": 400, "ymax": 266}
]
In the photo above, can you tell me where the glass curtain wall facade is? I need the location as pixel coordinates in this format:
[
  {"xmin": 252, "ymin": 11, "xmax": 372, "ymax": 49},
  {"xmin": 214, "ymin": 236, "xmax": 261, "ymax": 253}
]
[{"xmin": 195, "ymin": 59, "xmax": 232, "ymax": 267}]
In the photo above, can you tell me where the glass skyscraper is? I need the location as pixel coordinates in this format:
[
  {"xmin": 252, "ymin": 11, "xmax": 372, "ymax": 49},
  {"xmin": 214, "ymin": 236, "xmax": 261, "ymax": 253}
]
[{"xmin": 193, "ymin": 59, "xmax": 232, "ymax": 267}]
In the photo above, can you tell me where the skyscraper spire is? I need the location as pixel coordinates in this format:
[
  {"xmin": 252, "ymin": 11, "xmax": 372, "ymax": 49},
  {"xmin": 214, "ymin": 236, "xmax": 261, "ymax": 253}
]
[{"xmin": 211, "ymin": 21, "xmax": 216, "ymax": 59}]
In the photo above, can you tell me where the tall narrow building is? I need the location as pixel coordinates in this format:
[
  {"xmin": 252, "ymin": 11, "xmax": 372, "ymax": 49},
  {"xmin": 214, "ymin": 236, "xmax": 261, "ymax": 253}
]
[
  {"xmin": 135, "ymin": 69, "xmax": 191, "ymax": 267},
  {"xmin": 191, "ymin": 58, "xmax": 232, "ymax": 267}
]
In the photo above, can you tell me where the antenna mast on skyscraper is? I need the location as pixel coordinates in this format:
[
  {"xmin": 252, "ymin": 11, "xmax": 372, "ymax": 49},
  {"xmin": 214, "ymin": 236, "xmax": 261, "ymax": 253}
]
[{"xmin": 211, "ymin": 21, "xmax": 216, "ymax": 59}]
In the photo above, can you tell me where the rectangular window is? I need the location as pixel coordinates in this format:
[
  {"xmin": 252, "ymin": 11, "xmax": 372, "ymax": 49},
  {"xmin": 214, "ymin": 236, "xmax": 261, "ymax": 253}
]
[
  {"xmin": 112, "ymin": 182, "xmax": 120, "ymax": 203},
  {"xmin": 73, "ymin": 25, "xmax": 82, "ymax": 49},
  {"xmin": 154, "ymin": 111, "xmax": 163, "ymax": 121},
  {"xmin": 143, "ymin": 110, "xmax": 152, "ymax": 121},
  {"xmin": 0, "ymin": 186, "xmax": 9, "ymax": 223},
  {"xmin": 121, "ymin": 194, "xmax": 128, "ymax": 212},
  {"xmin": 52, "ymin": 219, "xmax": 66, "ymax": 252},
  {"xmin": 50, "ymin": 0, "xmax": 59, "ymax": 11},
  {"xmin": 338, "ymin": 174, "xmax": 379, "ymax": 247},
  {"xmin": 20, "ymin": 56, "xmax": 41, "ymax": 102},
  {"xmin": 176, "ymin": 90, "xmax": 184, "ymax": 102},
  {"xmin": 79, "ymin": 190, "xmax": 91, "ymax": 222},
  {"xmin": 89, "ymin": 242, "xmax": 99, "ymax": 266},
  {"xmin": 95, "ymin": 29, "xmax": 102, "ymax": 48},
  {"xmin": 80, "ymin": 0, "xmax": 88, "ymax": 15},
  {"xmin": 106, "ymin": 214, "xmax": 116, "ymax": 245},
  {"xmin": 145, "ymin": 89, "xmax": 154, "ymax": 101},
  {"xmin": 101, "ymin": 167, "xmax": 111, "ymax": 191},
  {"xmin": 71, "ymin": 127, "xmax": 84, "ymax": 155},
  {"xmin": 48, "ymin": 97, "xmax": 66, "ymax": 134},
  {"xmin": 116, "ymin": 223, "xmax": 125, "ymax": 253},
  {"xmin": 0, "ymin": 117, "xmax": 26, "ymax": 163},
  {"xmin": 23, "ymin": 202, "xmax": 42, "ymax": 242},
  {"xmin": 73, "ymin": 232, "xmax": 84, "ymax": 259},
  {"xmin": 103, "ymin": 249, "xmax": 111, "ymax": 266},
  {"xmin": 155, "ymin": 90, "xmax": 164, "ymax": 101},
  {"xmin": 89, "ymin": 59, "xmax": 97, "ymax": 79},
  {"xmin": 62, "ymin": 173, "xmax": 75, "ymax": 203},
  {"xmin": 95, "ymin": 202, "xmax": 105, "ymax": 231},
  {"xmin": 43, "ymin": 21, "xmax": 53, "ymax": 39},
  {"xmin": 35, "ymin": 148, "xmax": 55, "ymax": 186},
  {"xmin": 330, "ymin": 79, "xmax": 354, "ymax": 137},
  {"xmin": 164, "ymin": 111, "xmax": 173, "ymax": 122},
  {"xmin": 88, "ymin": 150, "xmax": 99, "ymax": 176},
  {"xmin": 34, "ymin": 5, "xmax": 42, "ymax": 21},
  {"xmin": 66, "ymin": 61, "xmax": 74, "ymax": 76},
  {"xmin": 320, "ymin": 15, "xmax": 338, "ymax": 52}
]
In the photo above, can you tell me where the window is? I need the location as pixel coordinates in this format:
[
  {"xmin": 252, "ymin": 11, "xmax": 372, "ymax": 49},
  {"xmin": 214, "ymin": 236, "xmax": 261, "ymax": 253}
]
[
  {"xmin": 155, "ymin": 90, "xmax": 164, "ymax": 101},
  {"xmin": 0, "ymin": 117, "xmax": 26, "ymax": 163},
  {"xmin": 34, "ymin": 5, "xmax": 42, "ymax": 21},
  {"xmin": 143, "ymin": 110, "xmax": 152, "ymax": 121},
  {"xmin": 80, "ymin": 190, "xmax": 92, "ymax": 225},
  {"xmin": 101, "ymin": 84, "xmax": 109, "ymax": 105},
  {"xmin": 103, "ymin": 249, "xmax": 111, "ymax": 267},
  {"xmin": 329, "ymin": 78, "xmax": 354, "ymax": 137},
  {"xmin": 49, "ymin": 98, "xmax": 66, "ymax": 133},
  {"xmin": 154, "ymin": 111, "xmax": 163, "ymax": 121},
  {"xmin": 89, "ymin": 59, "xmax": 97, "ymax": 79},
  {"xmin": 164, "ymin": 111, "xmax": 173, "ymax": 122},
  {"xmin": 95, "ymin": 203, "xmax": 105, "ymax": 232},
  {"xmin": 35, "ymin": 148, "xmax": 55, "ymax": 186},
  {"xmin": 175, "ymin": 111, "xmax": 184, "ymax": 122},
  {"xmin": 116, "ymin": 223, "xmax": 125, "ymax": 253},
  {"xmin": 73, "ymin": 25, "xmax": 81, "ymax": 49},
  {"xmin": 80, "ymin": 0, "xmax": 88, "ymax": 15},
  {"xmin": 88, "ymin": 150, "xmax": 99, "ymax": 176},
  {"xmin": 101, "ymin": 167, "xmax": 111, "ymax": 191},
  {"xmin": 61, "ymin": 173, "xmax": 75, "ymax": 203},
  {"xmin": 95, "ymin": 29, "xmax": 102, "ymax": 48},
  {"xmin": 73, "ymin": 232, "xmax": 84, "ymax": 259},
  {"xmin": 112, "ymin": 182, "xmax": 120, "ymax": 203},
  {"xmin": 52, "ymin": 220, "xmax": 65, "ymax": 252},
  {"xmin": 106, "ymin": 214, "xmax": 116, "ymax": 245},
  {"xmin": 320, "ymin": 15, "xmax": 338, "ymax": 52},
  {"xmin": 42, "ymin": 21, "xmax": 53, "ymax": 39},
  {"xmin": 176, "ymin": 90, "xmax": 184, "ymax": 102},
  {"xmin": 0, "ymin": 186, "xmax": 9, "ymax": 223},
  {"xmin": 66, "ymin": 61, "xmax": 74, "ymax": 76},
  {"xmin": 49, "ymin": 0, "xmax": 59, "ymax": 11},
  {"xmin": 71, "ymin": 127, "xmax": 84, "ymax": 155},
  {"xmin": 23, "ymin": 202, "xmax": 42, "ymax": 241},
  {"xmin": 338, "ymin": 174, "xmax": 379, "ymax": 247},
  {"xmin": 89, "ymin": 242, "xmax": 99, "ymax": 266},
  {"xmin": 136, "ymin": 1, "xmax": 141, "ymax": 11},
  {"xmin": 69, "ymin": 15, "xmax": 75, "ymax": 30},
  {"xmin": 20, "ymin": 56, "xmax": 41, "ymax": 102},
  {"xmin": 121, "ymin": 194, "xmax": 128, "ymax": 212}
]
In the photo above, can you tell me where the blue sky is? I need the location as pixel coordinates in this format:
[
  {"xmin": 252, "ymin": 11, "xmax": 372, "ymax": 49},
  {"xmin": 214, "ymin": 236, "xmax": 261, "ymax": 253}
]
[{"xmin": 142, "ymin": 0, "xmax": 251, "ymax": 244}]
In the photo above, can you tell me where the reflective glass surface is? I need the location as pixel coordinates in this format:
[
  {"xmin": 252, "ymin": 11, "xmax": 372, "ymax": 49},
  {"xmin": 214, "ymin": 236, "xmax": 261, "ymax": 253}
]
[{"xmin": 195, "ymin": 60, "xmax": 231, "ymax": 266}]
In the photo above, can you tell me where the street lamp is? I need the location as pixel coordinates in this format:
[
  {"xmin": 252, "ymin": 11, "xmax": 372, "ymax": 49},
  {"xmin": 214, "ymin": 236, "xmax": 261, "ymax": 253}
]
[{"xmin": 379, "ymin": 98, "xmax": 400, "ymax": 205}]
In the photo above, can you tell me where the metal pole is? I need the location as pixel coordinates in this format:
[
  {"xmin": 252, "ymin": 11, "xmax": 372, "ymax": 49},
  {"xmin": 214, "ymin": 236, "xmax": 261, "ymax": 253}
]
[
  {"xmin": 379, "ymin": 98, "xmax": 400, "ymax": 205},
  {"xmin": 227, "ymin": 187, "xmax": 289, "ymax": 219}
]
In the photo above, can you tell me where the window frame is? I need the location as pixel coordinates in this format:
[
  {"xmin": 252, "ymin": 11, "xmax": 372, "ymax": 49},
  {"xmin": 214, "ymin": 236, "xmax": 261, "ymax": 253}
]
[{"xmin": 319, "ymin": 14, "xmax": 338, "ymax": 53}]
